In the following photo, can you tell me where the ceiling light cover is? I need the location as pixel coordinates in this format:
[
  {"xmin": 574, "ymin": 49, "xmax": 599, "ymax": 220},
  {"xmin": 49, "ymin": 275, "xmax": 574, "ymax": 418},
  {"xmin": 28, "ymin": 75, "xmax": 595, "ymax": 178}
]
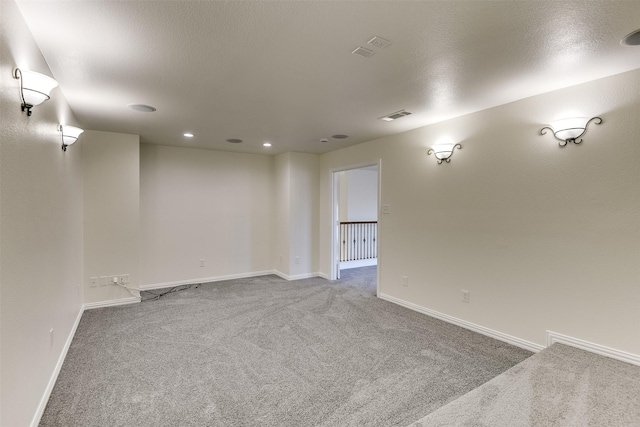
[
  {"xmin": 332, "ymin": 134, "xmax": 349, "ymax": 139},
  {"xmin": 226, "ymin": 138, "xmax": 243, "ymax": 144},
  {"xmin": 184, "ymin": 133, "xmax": 194, "ymax": 137},
  {"xmin": 13, "ymin": 68, "xmax": 58, "ymax": 116},
  {"xmin": 128, "ymin": 104, "xmax": 157, "ymax": 112},
  {"xmin": 59, "ymin": 124, "xmax": 84, "ymax": 151},
  {"xmin": 263, "ymin": 142, "xmax": 272, "ymax": 147},
  {"xmin": 540, "ymin": 116, "xmax": 602, "ymax": 146}
]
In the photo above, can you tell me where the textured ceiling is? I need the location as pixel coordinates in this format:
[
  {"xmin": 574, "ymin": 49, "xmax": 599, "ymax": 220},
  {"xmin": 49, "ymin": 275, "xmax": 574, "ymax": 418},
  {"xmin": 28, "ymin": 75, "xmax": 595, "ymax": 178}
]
[{"xmin": 14, "ymin": 1, "xmax": 640, "ymax": 155}]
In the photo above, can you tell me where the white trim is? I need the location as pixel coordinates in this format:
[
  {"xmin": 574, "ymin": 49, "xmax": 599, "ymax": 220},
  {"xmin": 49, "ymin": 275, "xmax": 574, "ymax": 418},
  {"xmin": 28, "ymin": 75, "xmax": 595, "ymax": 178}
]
[
  {"xmin": 83, "ymin": 296, "xmax": 140, "ymax": 310},
  {"xmin": 340, "ymin": 259, "xmax": 377, "ymax": 270},
  {"xmin": 273, "ymin": 270, "xmax": 322, "ymax": 281},
  {"xmin": 318, "ymin": 272, "xmax": 331, "ymax": 280},
  {"xmin": 378, "ymin": 293, "xmax": 544, "ymax": 353},
  {"xmin": 329, "ymin": 160, "xmax": 381, "ymax": 282},
  {"xmin": 30, "ymin": 305, "xmax": 84, "ymax": 427},
  {"xmin": 547, "ymin": 331, "xmax": 640, "ymax": 366},
  {"xmin": 139, "ymin": 270, "xmax": 275, "ymax": 290}
]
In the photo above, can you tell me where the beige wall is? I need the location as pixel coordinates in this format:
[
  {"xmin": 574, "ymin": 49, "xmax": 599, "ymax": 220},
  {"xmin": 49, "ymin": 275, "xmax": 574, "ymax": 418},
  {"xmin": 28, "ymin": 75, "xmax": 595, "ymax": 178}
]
[
  {"xmin": 83, "ymin": 131, "xmax": 140, "ymax": 303},
  {"xmin": 288, "ymin": 152, "xmax": 320, "ymax": 277},
  {"xmin": 274, "ymin": 152, "xmax": 320, "ymax": 278},
  {"xmin": 338, "ymin": 168, "xmax": 378, "ymax": 222},
  {"xmin": 320, "ymin": 69, "xmax": 640, "ymax": 355},
  {"xmin": 140, "ymin": 144, "xmax": 274, "ymax": 285},
  {"xmin": 274, "ymin": 153, "xmax": 292, "ymax": 276},
  {"xmin": 0, "ymin": 2, "xmax": 84, "ymax": 425}
]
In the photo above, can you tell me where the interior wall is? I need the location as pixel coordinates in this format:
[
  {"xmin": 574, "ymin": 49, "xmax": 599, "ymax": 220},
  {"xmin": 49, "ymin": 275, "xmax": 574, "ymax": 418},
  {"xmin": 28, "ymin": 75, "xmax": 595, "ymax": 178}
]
[
  {"xmin": 338, "ymin": 168, "xmax": 378, "ymax": 222},
  {"xmin": 319, "ymin": 69, "xmax": 640, "ymax": 356},
  {"xmin": 274, "ymin": 152, "xmax": 320, "ymax": 278},
  {"xmin": 288, "ymin": 152, "xmax": 320, "ymax": 277},
  {"xmin": 140, "ymin": 144, "xmax": 274, "ymax": 285},
  {"xmin": 274, "ymin": 153, "xmax": 291, "ymax": 276},
  {"xmin": 0, "ymin": 1, "xmax": 84, "ymax": 425},
  {"xmin": 83, "ymin": 130, "xmax": 140, "ymax": 303}
]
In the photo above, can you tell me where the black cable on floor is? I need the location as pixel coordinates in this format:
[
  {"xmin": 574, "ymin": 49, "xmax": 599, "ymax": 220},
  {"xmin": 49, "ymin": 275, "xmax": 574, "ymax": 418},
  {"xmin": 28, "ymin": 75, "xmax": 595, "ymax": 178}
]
[{"xmin": 141, "ymin": 284, "xmax": 198, "ymax": 302}]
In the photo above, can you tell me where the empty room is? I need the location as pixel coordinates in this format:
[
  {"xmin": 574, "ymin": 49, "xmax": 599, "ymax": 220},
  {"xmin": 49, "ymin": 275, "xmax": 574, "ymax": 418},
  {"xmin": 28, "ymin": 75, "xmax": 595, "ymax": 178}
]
[{"xmin": 1, "ymin": 1, "xmax": 640, "ymax": 426}]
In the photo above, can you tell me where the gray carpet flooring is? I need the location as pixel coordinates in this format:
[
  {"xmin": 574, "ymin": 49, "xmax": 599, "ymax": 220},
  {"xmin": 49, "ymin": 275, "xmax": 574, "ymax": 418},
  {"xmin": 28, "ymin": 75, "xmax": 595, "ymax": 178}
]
[
  {"xmin": 40, "ymin": 267, "xmax": 532, "ymax": 426},
  {"xmin": 412, "ymin": 343, "xmax": 640, "ymax": 427}
]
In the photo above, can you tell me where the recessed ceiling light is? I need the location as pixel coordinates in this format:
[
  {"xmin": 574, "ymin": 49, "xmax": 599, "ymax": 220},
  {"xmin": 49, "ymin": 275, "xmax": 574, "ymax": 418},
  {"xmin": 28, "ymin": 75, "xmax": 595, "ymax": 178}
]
[
  {"xmin": 226, "ymin": 138, "xmax": 243, "ymax": 143},
  {"xmin": 320, "ymin": 138, "xmax": 329, "ymax": 143},
  {"xmin": 263, "ymin": 142, "xmax": 272, "ymax": 147},
  {"xmin": 622, "ymin": 28, "xmax": 640, "ymax": 46},
  {"xmin": 332, "ymin": 134, "xmax": 349, "ymax": 139},
  {"xmin": 127, "ymin": 103, "xmax": 157, "ymax": 112},
  {"xmin": 184, "ymin": 133, "xmax": 194, "ymax": 138}
]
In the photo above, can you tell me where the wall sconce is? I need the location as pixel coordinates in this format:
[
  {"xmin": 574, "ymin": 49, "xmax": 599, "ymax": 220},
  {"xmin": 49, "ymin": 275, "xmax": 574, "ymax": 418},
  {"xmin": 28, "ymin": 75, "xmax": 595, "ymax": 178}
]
[
  {"xmin": 540, "ymin": 116, "xmax": 602, "ymax": 147},
  {"xmin": 58, "ymin": 125, "xmax": 84, "ymax": 151},
  {"xmin": 12, "ymin": 68, "xmax": 58, "ymax": 116},
  {"xmin": 427, "ymin": 142, "xmax": 462, "ymax": 164}
]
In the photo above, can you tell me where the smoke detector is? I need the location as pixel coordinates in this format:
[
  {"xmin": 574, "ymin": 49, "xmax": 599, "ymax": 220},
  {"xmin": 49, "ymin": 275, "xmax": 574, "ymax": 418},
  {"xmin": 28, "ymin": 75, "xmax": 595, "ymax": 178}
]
[{"xmin": 379, "ymin": 109, "xmax": 412, "ymax": 122}]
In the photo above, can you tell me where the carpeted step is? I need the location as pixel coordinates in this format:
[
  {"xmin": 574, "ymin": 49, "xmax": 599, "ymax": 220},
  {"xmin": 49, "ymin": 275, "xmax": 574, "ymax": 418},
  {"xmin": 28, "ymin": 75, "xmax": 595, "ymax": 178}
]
[{"xmin": 409, "ymin": 343, "xmax": 640, "ymax": 426}]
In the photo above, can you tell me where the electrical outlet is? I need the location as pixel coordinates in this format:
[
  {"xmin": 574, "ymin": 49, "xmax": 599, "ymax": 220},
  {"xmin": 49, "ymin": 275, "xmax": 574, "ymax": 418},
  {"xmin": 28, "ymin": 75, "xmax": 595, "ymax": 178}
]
[
  {"xmin": 462, "ymin": 290, "xmax": 470, "ymax": 303},
  {"xmin": 402, "ymin": 276, "xmax": 409, "ymax": 287},
  {"xmin": 89, "ymin": 277, "xmax": 98, "ymax": 288},
  {"xmin": 199, "ymin": 259, "xmax": 205, "ymax": 267},
  {"xmin": 295, "ymin": 256, "xmax": 300, "ymax": 265}
]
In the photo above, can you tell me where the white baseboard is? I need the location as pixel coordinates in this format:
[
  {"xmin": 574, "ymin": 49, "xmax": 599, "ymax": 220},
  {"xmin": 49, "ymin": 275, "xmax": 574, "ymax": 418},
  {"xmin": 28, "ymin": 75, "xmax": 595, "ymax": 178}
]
[
  {"xmin": 547, "ymin": 331, "xmax": 640, "ymax": 366},
  {"xmin": 30, "ymin": 304, "xmax": 84, "ymax": 427},
  {"xmin": 139, "ymin": 270, "xmax": 275, "ymax": 290},
  {"xmin": 83, "ymin": 296, "xmax": 140, "ymax": 310},
  {"xmin": 318, "ymin": 272, "xmax": 331, "ymax": 280},
  {"xmin": 340, "ymin": 259, "xmax": 377, "ymax": 270},
  {"xmin": 378, "ymin": 293, "xmax": 544, "ymax": 353},
  {"xmin": 273, "ymin": 270, "xmax": 321, "ymax": 281}
]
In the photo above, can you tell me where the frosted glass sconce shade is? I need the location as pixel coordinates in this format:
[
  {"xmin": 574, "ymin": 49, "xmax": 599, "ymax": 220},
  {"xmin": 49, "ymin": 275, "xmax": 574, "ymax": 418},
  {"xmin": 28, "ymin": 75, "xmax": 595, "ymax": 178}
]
[
  {"xmin": 13, "ymin": 68, "xmax": 58, "ymax": 116},
  {"xmin": 428, "ymin": 143, "xmax": 462, "ymax": 164},
  {"xmin": 59, "ymin": 125, "xmax": 84, "ymax": 151},
  {"xmin": 540, "ymin": 116, "xmax": 602, "ymax": 147}
]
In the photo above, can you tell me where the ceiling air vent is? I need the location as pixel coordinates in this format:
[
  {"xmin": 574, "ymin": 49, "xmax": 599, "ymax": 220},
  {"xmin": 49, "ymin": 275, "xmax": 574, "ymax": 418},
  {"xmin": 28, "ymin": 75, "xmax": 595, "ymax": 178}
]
[
  {"xmin": 368, "ymin": 36, "xmax": 392, "ymax": 49},
  {"xmin": 351, "ymin": 47, "xmax": 375, "ymax": 58},
  {"xmin": 379, "ymin": 109, "xmax": 412, "ymax": 122}
]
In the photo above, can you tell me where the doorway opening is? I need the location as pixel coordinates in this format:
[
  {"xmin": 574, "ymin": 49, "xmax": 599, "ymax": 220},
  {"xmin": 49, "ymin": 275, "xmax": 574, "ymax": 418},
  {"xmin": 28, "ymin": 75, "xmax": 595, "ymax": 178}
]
[{"xmin": 331, "ymin": 163, "xmax": 380, "ymax": 295}]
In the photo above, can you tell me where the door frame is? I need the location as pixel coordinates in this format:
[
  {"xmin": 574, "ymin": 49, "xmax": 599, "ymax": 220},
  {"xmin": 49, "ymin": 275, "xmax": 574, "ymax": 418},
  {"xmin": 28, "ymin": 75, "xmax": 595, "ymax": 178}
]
[{"xmin": 330, "ymin": 160, "xmax": 382, "ymax": 295}]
